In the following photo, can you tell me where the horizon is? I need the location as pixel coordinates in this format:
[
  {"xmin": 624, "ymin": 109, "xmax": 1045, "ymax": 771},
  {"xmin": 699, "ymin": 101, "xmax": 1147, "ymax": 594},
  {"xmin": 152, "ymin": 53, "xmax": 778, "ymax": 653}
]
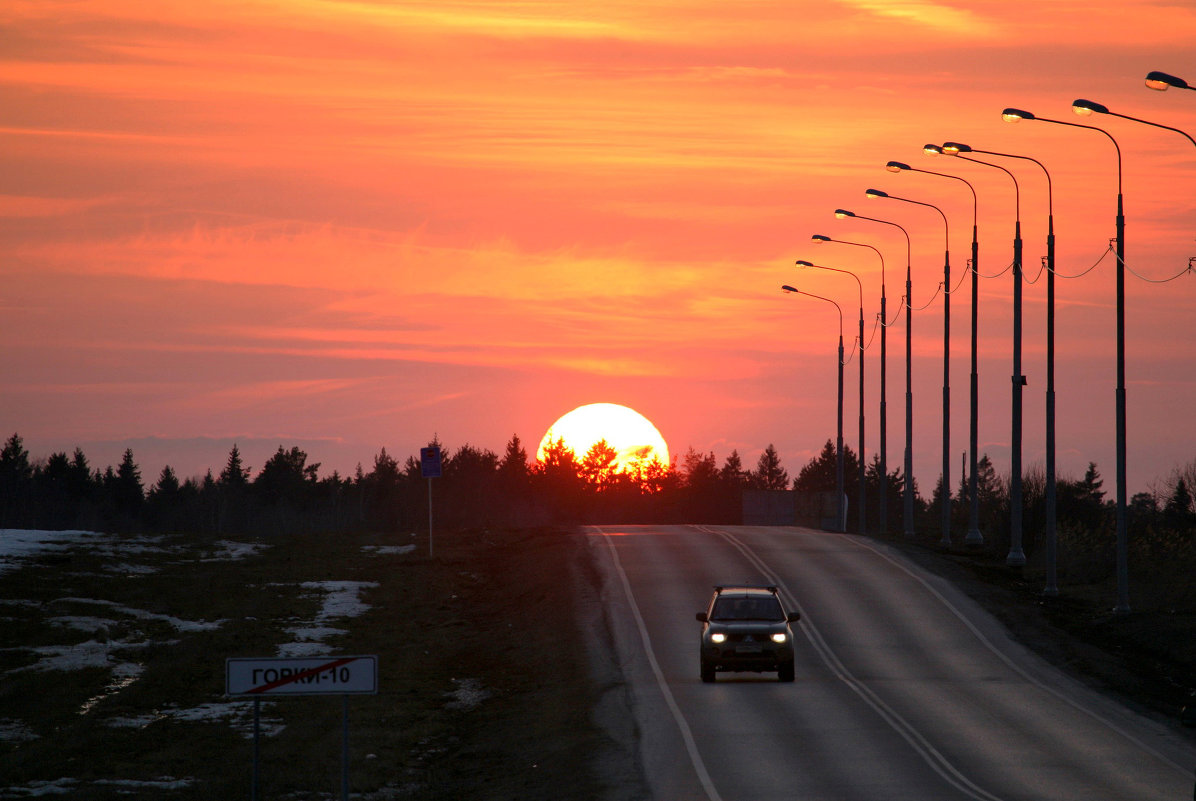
[
  {"xmin": 5, "ymin": 427, "xmax": 1183, "ymax": 502},
  {"xmin": 3, "ymin": 1, "xmax": 1195, "ymax": 500}
]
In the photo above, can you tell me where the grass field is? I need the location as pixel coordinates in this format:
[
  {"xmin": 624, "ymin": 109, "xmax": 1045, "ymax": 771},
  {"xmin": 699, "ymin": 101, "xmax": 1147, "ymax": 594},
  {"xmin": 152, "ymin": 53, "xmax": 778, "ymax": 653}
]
[{"xmin": 0, "ymin": 526, "xmax": 631, "ymax": 800}]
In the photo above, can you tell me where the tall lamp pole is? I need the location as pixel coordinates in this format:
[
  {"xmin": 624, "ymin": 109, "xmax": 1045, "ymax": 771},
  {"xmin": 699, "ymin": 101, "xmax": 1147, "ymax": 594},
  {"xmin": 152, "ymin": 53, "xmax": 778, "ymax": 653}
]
[
  {"xmin": 886, "ymin": 160, "xmax": 977, "ymax": 546},
  {"xmin": 797, "ymin": 259, "xmax": 866, "ymax": 534},
  {"xmin": 782, "ymin": 285, "xmax": 846, "ymax": 532},
  {"xmin": 918, "ymin": 146, "xmax": 985, "ymax": 546},
  {"xmin": 1064, "ymin": 98, "xmax": 1193, "ymax": 609},
  {"xmin": 940, "ymin": 142, "xmax": 1057, "ymax": 592},
  {"xmin": 866, "ymin": 187, "xmax": 951, "ymax": 543},
  {"xmin": 835, "ymin": 208, "xmax": 915, "ymax": 537},
  {"xmin": 922, "ymin": 150, "xmax": 1025, "ymax": 565},
  {"xmin": 1002, "ymin": 105, "xmax": 1127, "ymax": 610},
  {"xmin": 813, "ymin": 234, "xmax": 889, "ymax": 534}
]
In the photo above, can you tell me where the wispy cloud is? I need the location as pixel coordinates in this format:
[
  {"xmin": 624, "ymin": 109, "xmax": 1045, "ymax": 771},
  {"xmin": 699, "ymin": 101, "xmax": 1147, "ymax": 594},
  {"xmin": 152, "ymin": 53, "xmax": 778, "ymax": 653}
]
[{"xmin": 836, "ymin": 0, "xmax": 1005, "ymax": 37}]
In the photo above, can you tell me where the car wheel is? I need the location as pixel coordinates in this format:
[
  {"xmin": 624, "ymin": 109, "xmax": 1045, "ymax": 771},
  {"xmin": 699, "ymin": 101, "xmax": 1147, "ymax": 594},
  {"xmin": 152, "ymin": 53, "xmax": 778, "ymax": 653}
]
[
  {"xmin": 700, "ymin": 661, "xmax": 716, "ymax": 683},
  {"xmin": 778, "ymin": 662, "xmax": 795, "ymax": 683}
]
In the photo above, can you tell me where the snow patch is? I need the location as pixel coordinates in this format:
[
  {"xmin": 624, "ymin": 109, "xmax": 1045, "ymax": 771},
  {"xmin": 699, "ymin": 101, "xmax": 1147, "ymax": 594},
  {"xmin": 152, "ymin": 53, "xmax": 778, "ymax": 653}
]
[
  {"xmin": 362, "ymin": 544, "xmax": 416, "ymax": 556},
  {"xmin": 445, "ymin": 678, "xmax": 489, "ymax": 711},
  {"xmin": 204, "ymin": 540, "xmax": 269, "ymax": 561},
  {"xmin": 0, "ymin": 718, "xmax": 38, "ymax": 743},
  {"xmin": 0, "ymin": 776, "xmax": 193, "ymax": 796},
  {"xmin": 53, "ymin": 597, "xmax": 225, "ymax": 633},
  {"xmin": 277, "ymin": 581, "xmax": 378, "ymax": 658},
  {"xmin": 0, "ymin": 530, "xmax": 98, "ymax": 574}
]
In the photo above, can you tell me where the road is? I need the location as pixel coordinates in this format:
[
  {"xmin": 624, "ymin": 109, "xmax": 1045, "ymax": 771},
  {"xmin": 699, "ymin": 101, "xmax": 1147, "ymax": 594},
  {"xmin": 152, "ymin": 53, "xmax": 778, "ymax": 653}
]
[{"xmin": 587, "ymin": 524, "xmax": 1196, "ymax": 801}]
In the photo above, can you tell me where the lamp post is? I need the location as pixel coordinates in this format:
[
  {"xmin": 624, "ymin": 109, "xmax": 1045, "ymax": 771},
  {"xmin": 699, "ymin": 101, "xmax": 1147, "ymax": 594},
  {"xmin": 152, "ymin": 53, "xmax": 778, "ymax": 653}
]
[
  {"xmin": 782, "ymin": 284, "xmax": 846, "ymax": 532},
  {"xmin": 940, "ymin": 141, "xmax": 1058, "ymax": 593},
  {"xmin": 813, "ymin": 234, "xmax": 889, "ymax": 535},
  {"xmin": 1002, "ymin": 105, "xmax": 1129, "ymax": 612},
  {"xmin": 1146, "ymin": 71, "xmax": 1196, "ymax": 93},
  {"xmin": 798, "ymin": 258, "xmax": 866, "ymax": 534},
  {"xmin": 919, "ymin": 146, "xmax": 986, "ymax": 546},
  {"xmin": 1074, "ymin": 98, "xmax": 1196, "ymax": 148},
  {"xmin": 1064, "ymin": 97, "xmax": 1195, "ymax": 609},
  {"xmin": 886, "ymin": 160, "xmax": 976, "ymax": 547},
  {"xmin": 926, "ymin": 147, "xmax": 1026, "ymax": 566},
  {"xmin": 835, "ymin": 208, "xmax": 915, "ymax": 538},
  {"xmin": 866, "ymin": 187, "xmax": 951, "ymax": 541}
]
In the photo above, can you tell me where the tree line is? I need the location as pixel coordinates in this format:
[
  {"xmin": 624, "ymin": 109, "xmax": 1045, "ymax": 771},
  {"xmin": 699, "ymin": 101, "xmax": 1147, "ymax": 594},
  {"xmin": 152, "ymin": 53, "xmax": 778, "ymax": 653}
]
[
  {"xmin": 0, "ymin": 432, "xmax": 789, "ymax": 535},
  {"xmin": 2, "ymin": 431, "xmax": 1193, "ymax": 556}
]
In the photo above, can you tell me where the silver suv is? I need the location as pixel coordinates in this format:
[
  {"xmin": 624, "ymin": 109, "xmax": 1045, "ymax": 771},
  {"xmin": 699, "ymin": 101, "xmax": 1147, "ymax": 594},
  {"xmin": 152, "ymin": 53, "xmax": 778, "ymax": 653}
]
[{"xmin": 696, "ymin": 586, "xmax": 801, "ymax": 683}]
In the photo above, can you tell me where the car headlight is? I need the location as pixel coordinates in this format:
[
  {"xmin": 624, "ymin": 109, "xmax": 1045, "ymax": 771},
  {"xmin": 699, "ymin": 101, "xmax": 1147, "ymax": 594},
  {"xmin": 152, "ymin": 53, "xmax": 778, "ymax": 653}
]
[
  {"xmin": 771, "ymin": 633, "xmax": 787, "ymax": 644},
  {"xmin": 710, "ymin": 633, "xmax": 726, "ymax": 644}
]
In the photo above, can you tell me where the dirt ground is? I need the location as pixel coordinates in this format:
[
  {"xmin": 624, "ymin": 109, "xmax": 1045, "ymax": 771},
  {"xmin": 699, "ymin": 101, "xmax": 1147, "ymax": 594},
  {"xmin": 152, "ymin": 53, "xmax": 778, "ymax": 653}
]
[
  {"xmin": 0, "ymin": 526, "xmax": 636, "ymax": 800},
  {"xmin": 0, "ymin": 525, "xmax": 1191, "ymax": 800}
]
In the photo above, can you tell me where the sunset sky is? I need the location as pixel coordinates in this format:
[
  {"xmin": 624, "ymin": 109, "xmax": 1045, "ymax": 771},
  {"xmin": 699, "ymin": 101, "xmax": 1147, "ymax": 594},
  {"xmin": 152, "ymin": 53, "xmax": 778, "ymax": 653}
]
[{"xmin": 3, "ymin": 0, "xmax": 1195, "ymax": 497}]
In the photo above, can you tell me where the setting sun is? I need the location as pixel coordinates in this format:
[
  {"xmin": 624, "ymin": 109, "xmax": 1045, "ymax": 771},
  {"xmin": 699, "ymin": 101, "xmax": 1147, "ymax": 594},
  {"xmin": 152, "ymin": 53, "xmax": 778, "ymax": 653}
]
[{"xmin": 537, "ymin": 403, "xmax": 670, "ymax": 472}]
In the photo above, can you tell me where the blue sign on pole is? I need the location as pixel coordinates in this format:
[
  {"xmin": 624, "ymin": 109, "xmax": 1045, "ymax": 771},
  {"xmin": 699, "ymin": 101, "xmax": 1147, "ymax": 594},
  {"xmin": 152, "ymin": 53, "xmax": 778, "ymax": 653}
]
[{"xmin": 420, "ymin": 446, "xmax": 442, "ymax": 479}]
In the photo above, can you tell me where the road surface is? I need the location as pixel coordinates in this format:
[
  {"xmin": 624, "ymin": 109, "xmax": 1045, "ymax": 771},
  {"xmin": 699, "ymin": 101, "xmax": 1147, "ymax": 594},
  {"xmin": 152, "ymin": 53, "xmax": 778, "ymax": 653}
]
[{"xmin": 587, "ymin": 524, "xmax": 1196, "ymax": 801}]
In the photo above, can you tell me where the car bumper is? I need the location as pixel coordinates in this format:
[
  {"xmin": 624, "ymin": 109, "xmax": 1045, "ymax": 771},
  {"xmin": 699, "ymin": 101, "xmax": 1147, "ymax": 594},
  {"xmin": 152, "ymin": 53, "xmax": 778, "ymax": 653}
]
[{"xmin": 701, "ymin": 645, "xmax": 794, "ymax": 672}]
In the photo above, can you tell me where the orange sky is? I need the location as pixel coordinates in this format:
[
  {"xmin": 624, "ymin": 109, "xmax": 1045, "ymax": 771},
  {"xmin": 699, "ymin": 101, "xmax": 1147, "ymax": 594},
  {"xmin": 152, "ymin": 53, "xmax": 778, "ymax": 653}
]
[{"xmin": 3, "ymin": 0, "xmax": 1195, "ymax": 495}]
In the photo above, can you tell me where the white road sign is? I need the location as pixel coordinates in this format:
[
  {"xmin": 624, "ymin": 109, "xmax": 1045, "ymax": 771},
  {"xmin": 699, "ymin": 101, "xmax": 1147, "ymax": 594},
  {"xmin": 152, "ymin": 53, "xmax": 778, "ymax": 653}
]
[{"xmin": 226, "ymin": 655, "xmax": 378, "ymax": 696}]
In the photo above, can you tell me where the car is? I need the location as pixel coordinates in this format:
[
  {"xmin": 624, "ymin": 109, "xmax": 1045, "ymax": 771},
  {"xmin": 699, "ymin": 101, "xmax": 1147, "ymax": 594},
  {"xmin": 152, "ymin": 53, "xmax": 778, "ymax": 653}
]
[{"xmin": 696, "ymin": 585, "xmax": 801, "ymax": 683}]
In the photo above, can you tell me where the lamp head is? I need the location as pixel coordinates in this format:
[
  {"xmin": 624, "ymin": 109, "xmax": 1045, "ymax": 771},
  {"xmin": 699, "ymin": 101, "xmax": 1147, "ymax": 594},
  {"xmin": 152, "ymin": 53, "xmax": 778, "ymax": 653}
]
[
  {"xmin": 942, "ymin": 141, "xmax": 971, "ymax": 155},
  {"xmin": 886, "ymin": 160, "xmax": 911, "ymax": 173},
  {"xmin": 811, "ymin": 234, "xmax": 831, "ymax": 243},
  {"xmin": 1146, "ymin": 70, "xmax": 1187, "ymax": 91},
  {"xmin": 923, "ymin": 143, "xmax": 943, "ymax": 156},
  {"xmin": 781, "ymin": 284, "xmax": 799, "ymax": 294},
  {"xmin": 795, "ymin": 260, "xmax": 814, "ymax": 268},
  {"xmin": 1002, "ymin": 107, "xmax": 1035, "ymax": 123},
  {"xmin": 834, "ymin": 209, "xmax": 856, "ymax": 219},
  {"xmin": 1072, "ymin": 98, "xmax": 1109, "ymax": 116},
  {"xmin": 864, "ymin": 188, "xmax": 889, "ymax": 200}
]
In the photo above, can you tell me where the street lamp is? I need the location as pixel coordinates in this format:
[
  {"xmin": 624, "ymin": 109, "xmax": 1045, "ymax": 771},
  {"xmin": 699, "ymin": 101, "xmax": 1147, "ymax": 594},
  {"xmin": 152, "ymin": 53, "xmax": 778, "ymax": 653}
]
[
  {"xmin": 1073, "ymin": 98, "xmax": 1196, "ymax": 147},
  {"xmin": 798, "ymin": 258, "xmax": 866, "ymax": 535},
  {"xmin": 866, "ymin": 187, "xmax": 951, "ymax": 541},
  {"xmin": 1002, "ymin": 105, "xmax": 1129, "ymax": 613},
  {"xmin": 886, "ymin": 159, "xmax": 975, "ymax": 547},
  {"xmin": 1146, "ymin": 71, "xmax": 1195, "ymax": 92},
  {"xmin": 929, "ymin": 145, "xmax": 1027, "ymax": 566},
  {"xmin": 835, "ymin": 208, "xmax": 916, "ymax": 538},
  {"xmin": 939, "ymin": 141, "xmax": 1059, "ymax": 593},
  {"xmin": 813, "ymin": 233, "xmax": 889, "ymax": 534},
  {"xmin": 920, "ymin": 145, "xmax": 987, "ymax": 547},
  {"xmin": 781, "ymin": 284, "xmax": 846, "ymax": 532}
]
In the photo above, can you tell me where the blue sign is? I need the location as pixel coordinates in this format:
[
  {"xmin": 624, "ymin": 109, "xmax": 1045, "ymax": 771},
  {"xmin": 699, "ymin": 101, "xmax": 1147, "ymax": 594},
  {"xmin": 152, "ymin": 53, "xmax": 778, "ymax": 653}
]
[{"xmin": 420, "ymin": 446, "xmax": 442, "ymax": 478}]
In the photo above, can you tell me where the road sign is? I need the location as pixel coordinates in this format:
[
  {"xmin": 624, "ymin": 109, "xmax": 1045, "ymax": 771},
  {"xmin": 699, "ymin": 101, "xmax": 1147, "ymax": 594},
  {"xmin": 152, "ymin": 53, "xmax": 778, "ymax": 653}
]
[
  {"xmin": 226, "ymin": 655, "xmax": 378, "ymax": 696},
  {"xmin": 420, "ymin": 446, "xmax": 442, "ymax": 478}
]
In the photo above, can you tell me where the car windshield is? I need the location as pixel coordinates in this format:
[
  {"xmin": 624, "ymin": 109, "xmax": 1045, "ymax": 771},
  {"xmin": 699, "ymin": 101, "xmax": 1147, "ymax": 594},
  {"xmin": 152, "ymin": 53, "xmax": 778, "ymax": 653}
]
[{"xmin": 710, "ymin": 596, "xmax": 784, "ymax": 621}]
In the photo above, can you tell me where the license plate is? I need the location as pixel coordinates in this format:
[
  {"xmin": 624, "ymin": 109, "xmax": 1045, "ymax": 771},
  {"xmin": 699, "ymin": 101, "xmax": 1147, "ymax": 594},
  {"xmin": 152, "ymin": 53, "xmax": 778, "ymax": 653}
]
[{"xmin": 736, "ymin": 645, "xmax": 762, "ymax": 654}]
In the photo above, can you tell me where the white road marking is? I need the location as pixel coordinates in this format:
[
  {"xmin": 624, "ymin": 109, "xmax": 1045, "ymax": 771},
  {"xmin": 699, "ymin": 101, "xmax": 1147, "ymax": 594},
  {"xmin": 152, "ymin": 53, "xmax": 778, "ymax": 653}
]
[
  {"xmin": 846, "ymin": 532, "xmax": 1194, "ymax": 777},
  {"xmin": 698, "ymin": 525, "xmax": 1008, "ymax": 801},
  {"xmin": 592, "ymin": 526, "xmax": 723, "ymax": 801}
]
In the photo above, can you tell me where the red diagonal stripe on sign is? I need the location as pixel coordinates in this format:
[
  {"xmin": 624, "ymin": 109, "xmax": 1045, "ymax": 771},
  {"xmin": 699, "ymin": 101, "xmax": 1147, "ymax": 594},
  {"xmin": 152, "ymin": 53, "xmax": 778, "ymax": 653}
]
[{"xmin": 248, "ymin": 657, "xmax": 358, "ymax": 694}]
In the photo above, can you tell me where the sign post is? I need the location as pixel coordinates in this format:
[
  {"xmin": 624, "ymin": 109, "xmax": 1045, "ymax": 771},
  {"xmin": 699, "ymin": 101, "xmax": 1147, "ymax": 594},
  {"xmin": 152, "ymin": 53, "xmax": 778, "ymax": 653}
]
[
  {"xmin": 227, "ymin": 656, "xmax": 378, "ymax": 801},
  {"xmin": 420, "ymin": 446, "xmax": 442, "ymax": 557}
]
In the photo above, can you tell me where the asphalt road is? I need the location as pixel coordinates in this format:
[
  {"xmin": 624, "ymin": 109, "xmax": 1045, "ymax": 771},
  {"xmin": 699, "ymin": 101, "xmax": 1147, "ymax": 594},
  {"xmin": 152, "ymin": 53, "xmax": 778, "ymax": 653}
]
[{"xmin": 587, "ymin": 524, "xmax": 1196, "ymax": 801}]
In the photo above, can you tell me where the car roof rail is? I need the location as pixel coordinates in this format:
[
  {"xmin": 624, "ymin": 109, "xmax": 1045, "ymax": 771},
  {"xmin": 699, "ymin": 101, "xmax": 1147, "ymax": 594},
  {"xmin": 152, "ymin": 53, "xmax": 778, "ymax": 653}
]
[{"xmin": 713, "ymin": 584, "xmax": 778, "ymax": 594}]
